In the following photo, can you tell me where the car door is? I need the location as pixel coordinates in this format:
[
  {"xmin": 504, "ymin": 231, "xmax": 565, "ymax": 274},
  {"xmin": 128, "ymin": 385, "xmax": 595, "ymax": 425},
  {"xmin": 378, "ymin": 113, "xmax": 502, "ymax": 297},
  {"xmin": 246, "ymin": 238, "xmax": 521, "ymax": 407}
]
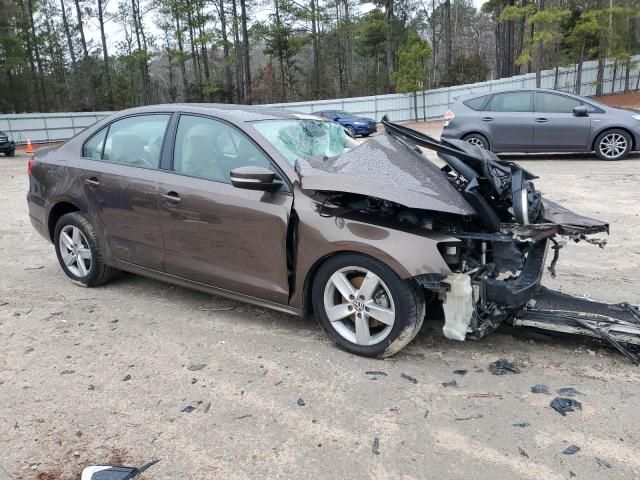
[
  {"xmin": 483, "ymin": 91, "xmax": 534, "ymax": 151},
  {"xmin": 532, "ymin": 92, "xmax": 591, "ymax": 150},
  {"xmin": 77, "ymin": 114, "xmax": 171, "ymax": 270},
  {"xmin": 157, "ymin": 113, "xmax": 293, "ymax": 304}
]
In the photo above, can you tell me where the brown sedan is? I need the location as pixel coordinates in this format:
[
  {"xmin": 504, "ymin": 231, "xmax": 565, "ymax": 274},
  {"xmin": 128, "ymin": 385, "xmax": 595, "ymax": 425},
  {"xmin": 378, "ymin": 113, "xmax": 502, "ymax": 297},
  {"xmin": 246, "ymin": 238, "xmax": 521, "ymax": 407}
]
[{"xmin": 27, "ymin": 105, "xmax": 608, "ymax": 357}]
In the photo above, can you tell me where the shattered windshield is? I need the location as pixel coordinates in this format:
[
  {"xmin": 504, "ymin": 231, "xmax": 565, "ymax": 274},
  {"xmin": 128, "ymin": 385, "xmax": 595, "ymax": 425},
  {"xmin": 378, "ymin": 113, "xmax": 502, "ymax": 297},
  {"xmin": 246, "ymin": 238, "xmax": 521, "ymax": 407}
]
[{"xmin": 251, "ymin": 119, "xmax": 355, "ymax": 166}]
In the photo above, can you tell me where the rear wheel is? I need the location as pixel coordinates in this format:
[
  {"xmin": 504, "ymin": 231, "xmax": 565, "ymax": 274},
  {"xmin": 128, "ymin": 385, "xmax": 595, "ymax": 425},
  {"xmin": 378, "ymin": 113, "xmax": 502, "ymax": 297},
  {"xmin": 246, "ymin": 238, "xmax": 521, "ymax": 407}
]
[
  {"xmin": 463, "ymin": 133, "xmax": 490, "ymax": 150},
  {"xmin": 5, "ymin": 149, "xmax": 15, "ymax": 157},
  {"xmin": 312, "ymin": 253, "xmax": 425, "ymax": 357},
  {"xmin": 594, "ymin": 129, "xmax": 632, "ymax": 161},
  {"xmin": 346, "ymin": 125, "xmax": 356, "ymax": 138},
  {"xmin": 54, "ymin": 212, "xmax": 118, "ymax": 287}
]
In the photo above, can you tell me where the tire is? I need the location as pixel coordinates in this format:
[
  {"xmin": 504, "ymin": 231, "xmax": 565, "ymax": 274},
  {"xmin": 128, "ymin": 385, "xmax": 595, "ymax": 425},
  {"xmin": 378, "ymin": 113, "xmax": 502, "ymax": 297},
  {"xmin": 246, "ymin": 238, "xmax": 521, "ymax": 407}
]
[
  {"xmin": 463, "ymin": 133, "xmax": 490, "ymax": 150},
  {"xmin": 346, "ymin": 125, "xmax": 356, "ymax": 138},
  {"xmin": 312, "ymin": 253, "xmax": 426, "ymax": 358},
  {"xmin": 6, "ymin": 149, "xmax": 15, "ymax": 157},
  {"xmin": 594, "ymin": 129, "xmax": 632, "ymax": 161},
  {"xmin": 54, "ymin": 212, "xmax": 118, "ymax": 287}
]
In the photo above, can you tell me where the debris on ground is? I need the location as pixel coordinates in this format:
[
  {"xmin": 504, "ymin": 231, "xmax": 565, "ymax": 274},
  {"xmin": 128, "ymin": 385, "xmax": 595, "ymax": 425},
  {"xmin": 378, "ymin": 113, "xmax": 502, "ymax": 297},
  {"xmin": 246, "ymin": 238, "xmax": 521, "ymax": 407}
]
[
  {"xmin": 60, "ymin": 370, "xmax": 75, "ymax": 375},
  {"xmin": 596, "ymin": 457, "xmax": 612, "ymax": 468},
  {"xmin": 550, "ymin": 397, "xmax": 582, "ymax": 416},
  {"xmin": 489, "ymin": 359, "xmax": 520, "ymax": 375},
  {"xmin": 512, "ymin": 422, "xmax": 530, "ymax": 428},
  {"xmin": 557, "ymin": 387, "xmax": 582, "ymax": 397},
  {"xmin": 181, "ymin": 406, "xmax": 195, "ymax": 413},
  {"xmin": 365, "ymin": 371, "xmax": 387, "ymax": 376},
  {"xmin": 123, "ymin": 374, "xmax": 132, "ymax": 381},
  {"xmin": 400, "ymin": 373, "xmax": 418, "ymax": 384},
  {"xmin": 297, "ymin": 398, "xmax": 305, "ymax": 406},
  {"xmin": 442, "ymin": 380, "xmax": 458, "ymax": 388},
  {"xmin": 372, "ymin": 437, "xmax": 380, "ymax": 455},
  {"xmin": 453, "ymin": 369, "xmax": 468, "ymax": 375},
  {"xmin": 563, "ymin": 445, "xmax": 580, "ymax": 454},
  {"xmin": 531, "ymin": 384, "xmax": 550, "ymax": 394},
  {"xmin": 203, "ymin": 402, "xmax": 211, "ymax": 413},
  {"xmin": 455, "ymin": 414, "xmax": 483, "ymax": 421},
  {"xmin": 518, "ymin": 447, "xmax": 529, "ymax": 457},
  {"xmin": 187, "ymin": 363, "xmax": 206, "ymax": 371},
  {"xmin": 236, "ymin": 414, "xmax": 252, "ymax": 420}
]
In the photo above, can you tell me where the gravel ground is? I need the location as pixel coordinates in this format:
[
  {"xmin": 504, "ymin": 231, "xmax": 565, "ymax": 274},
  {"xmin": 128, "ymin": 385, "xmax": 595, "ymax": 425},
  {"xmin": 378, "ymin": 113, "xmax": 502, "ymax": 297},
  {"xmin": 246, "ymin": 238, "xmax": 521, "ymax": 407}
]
[{"xmin": 1, "ymin": 142, "xmax": 639, "ymax": 480}]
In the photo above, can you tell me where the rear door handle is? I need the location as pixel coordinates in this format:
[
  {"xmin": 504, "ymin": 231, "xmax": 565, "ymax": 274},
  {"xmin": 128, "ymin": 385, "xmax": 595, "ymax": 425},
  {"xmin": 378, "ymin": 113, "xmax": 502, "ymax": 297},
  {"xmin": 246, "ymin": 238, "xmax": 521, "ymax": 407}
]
[
  {"xmin": 481, "ymin": 117, "xmax": 493, "ymax": 122},
  {"xmin": 162, "ymin": 192, "xmax": 182, "ymax": 203},
  {"xmin": 535, "ymin": 117, "xmax": 548, "ymax": 123},
  {"xmin": 84, "ymin": 177, "xmax": 100, "ymax": 187}
]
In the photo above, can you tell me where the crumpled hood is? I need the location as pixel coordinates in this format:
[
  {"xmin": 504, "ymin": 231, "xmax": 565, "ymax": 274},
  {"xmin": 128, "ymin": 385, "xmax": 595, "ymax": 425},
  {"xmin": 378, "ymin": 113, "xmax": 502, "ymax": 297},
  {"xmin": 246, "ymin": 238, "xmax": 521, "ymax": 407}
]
[{"xmin": 295, "ymin": 134, "xmax": 476, "ymax": 216}]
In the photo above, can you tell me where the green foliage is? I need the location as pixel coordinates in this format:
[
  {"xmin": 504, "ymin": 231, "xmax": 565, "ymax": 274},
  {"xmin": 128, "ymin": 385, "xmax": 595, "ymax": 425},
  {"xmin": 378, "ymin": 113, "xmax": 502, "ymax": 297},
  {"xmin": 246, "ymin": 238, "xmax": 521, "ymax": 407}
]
[{"xmin": 392, "ymin": 34, "xmax": 431, "ymax": 93}]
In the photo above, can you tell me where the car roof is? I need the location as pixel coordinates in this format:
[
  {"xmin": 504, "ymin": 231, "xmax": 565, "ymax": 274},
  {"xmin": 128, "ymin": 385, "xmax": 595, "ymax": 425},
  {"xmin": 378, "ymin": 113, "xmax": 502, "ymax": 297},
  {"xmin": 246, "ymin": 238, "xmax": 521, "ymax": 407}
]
[
  {"xmin": 111, "ymin": 103, "xmax": 309, "ymax": 123},
  {"xmin": 456, "ymin": 88, "xmax": 593, "ymax": 102}
]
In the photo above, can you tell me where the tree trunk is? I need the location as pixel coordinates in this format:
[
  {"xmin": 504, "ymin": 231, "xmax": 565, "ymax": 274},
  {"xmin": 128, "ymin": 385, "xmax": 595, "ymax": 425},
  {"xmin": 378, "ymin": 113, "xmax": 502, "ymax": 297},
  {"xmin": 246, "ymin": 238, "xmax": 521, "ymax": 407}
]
[
  {"xmin": 575, "ymin": 43, "xmax": 584, "ymax": 95},
  {"xmin": 97, "ymin": 0, "xmax": 114, "ymax": 109},
  {"xmin": 610, "ymin": 60, "xmax": 617, "ymax": 95},
  {"xmin": 444, "ymin": 0, "xmax": 452, "ymax": 73},
  {"xmin": 310, "ymin": 0, "xmax": 320, "ymax": 98},
  {"xmin": 59, "ymin": 0, "xmax": 77, "ymax": 67},
  {"xmin": 231, "ymin": 0, "xmax": 244, "ymax": 101},
  {"xmin": 175, "ymin": 15, "xmax": 188, "ymax": 100},
  {"xmin": 73, "ymin": 0, "xmax": 89, "ymax": 60},
  {"xmin": 27, "ymin": 0, "xmax": 46, "ymax": 110},
  {"xmin": 413, "ymin": 91, "xmax": 417, "ymax": 121},
  {"xmin": 384, "ymin": 0, "xmax": 394, "ymax": 89},
  {"xmin": 624, "ymin": 57, "xmax": 631, "ymax": 92},
  {"xmin": 239, "ymin": 0, "xmax": 251, "ymax": 102},
  {"xmin": 218, "ymin": 0, "xmax": 233, "ymax": 102}
]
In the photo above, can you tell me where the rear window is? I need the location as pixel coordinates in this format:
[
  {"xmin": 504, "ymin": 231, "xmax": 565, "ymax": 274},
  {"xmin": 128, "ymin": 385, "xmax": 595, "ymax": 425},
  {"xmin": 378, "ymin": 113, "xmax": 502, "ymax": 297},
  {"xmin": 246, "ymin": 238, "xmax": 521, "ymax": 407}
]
[
  {"xmin": 488, "ymin": 92, "xmax": 532, "ymax": 112},
  {"xmin": 463, "ymin": 95, "xmax": 491, "ymax": 111}
]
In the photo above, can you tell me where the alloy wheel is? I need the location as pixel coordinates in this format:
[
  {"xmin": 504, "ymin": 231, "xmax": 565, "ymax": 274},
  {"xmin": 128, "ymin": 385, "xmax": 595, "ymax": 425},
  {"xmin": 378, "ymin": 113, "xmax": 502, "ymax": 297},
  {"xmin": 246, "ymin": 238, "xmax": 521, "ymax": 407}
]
[
  {"xmin": 466, "ymin": 137, "xmax": 485, "ymax": 148},
  {"xmin": 58, "ymin": 225, "xmax": 92, "ymax": 277},
  {"xmin": 599, "ymin": 133, "xmax": 628, "ymax": 160},
  {"xmin": 323, "ymin": 267, "xmax": 395, "ymax": 346}
]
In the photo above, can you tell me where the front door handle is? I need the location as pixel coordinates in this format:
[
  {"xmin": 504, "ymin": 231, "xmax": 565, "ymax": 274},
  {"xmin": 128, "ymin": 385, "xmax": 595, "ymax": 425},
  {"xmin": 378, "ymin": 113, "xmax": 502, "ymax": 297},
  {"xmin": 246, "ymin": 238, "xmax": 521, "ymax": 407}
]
[
  {"xmin": 481, "ymin": 117, "xmax": 493, "ymax": 122},
  {"xmin": 84, "ymin": 177, "xmax": 100, "ymax": 187},
  {"xmin": 535, "ymin": 117, "xmax": 548, "ymax": 123},
  {"xmin": 162, "ymin": 192, "xmax": 182, "ymax": 203}
]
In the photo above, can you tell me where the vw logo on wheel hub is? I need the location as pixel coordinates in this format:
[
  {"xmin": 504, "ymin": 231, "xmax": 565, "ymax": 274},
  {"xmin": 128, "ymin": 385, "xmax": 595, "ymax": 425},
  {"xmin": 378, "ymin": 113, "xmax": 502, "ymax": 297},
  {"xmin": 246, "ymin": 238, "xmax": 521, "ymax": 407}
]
[{"xmin": 352, "ymin": 299, "xmax": 365, "ymax": 311}]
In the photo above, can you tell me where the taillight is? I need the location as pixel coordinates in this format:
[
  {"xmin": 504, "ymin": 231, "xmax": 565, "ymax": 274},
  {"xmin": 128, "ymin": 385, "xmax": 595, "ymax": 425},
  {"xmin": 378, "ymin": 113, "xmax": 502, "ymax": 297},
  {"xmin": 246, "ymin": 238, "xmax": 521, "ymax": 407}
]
[
  {"xmin": 27, "ymin": 156, "xmax": 35, "ymax": 175},
  {"xmin": 443, "ymin": 109, "xmax": 455, "ymax": 127}
]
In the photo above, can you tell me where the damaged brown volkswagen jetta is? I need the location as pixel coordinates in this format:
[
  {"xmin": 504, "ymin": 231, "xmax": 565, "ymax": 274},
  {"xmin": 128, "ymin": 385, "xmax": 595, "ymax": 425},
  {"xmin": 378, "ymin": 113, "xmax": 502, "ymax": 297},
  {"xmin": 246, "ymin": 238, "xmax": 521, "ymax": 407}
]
[{"xmin": 27, "ymin": 104, "xmax": 639, "ymax": 359}]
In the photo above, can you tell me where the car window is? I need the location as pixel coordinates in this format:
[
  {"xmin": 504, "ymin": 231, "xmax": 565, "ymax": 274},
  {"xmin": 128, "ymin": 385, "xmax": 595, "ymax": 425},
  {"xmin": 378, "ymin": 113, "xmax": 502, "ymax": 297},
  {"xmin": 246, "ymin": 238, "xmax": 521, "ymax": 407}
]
[
  {"xmin": 100, "ymin": 115, "xmax": 170, "ymax": 168},
  {"xmin": 463, "ymin": 95, "xmax": 491, "ymax": 111},
  {"xmin": 584, "ymin": 102, "xmax": 604, "ymax": 113},
  {"xmin": 536, "ymin": 93, "xmax": 582, "ymax": 113},
  {"xmin": 82, "ymin": 127, "xmax": 108, "ymax": 159},
  {"xmin": 173, "ymin": 114, "xmax": 272, "ymax": 183},
  {"xmin": 488, "ymin": 92, "xmax": 532, "ymax": 112}
]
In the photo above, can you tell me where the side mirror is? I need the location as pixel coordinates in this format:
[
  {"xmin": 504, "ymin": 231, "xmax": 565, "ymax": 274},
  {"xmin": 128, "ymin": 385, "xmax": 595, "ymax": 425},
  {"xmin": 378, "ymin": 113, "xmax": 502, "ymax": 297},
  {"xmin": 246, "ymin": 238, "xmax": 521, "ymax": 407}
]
[
  {"xmin": 230, "ymin": 166, "xmax": 282, "ymax": 192},
  {"xmin": 573, "ymin": 105, "xmax": 588, "ymax": 116}
]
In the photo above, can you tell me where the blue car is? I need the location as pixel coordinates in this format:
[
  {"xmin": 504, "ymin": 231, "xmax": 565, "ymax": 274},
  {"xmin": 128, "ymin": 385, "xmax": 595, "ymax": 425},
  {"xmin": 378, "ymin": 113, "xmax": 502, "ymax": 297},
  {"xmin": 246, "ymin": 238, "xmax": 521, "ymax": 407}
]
[{"xmin": 312, "ymin": 110, "xmax": 377, "ymax": 137}]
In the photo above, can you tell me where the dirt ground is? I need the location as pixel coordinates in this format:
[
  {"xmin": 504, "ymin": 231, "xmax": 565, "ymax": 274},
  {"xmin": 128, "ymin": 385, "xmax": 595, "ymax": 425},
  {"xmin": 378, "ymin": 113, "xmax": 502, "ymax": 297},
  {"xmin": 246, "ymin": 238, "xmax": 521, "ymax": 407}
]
[{"xmin": 1, "ymin": 135, "xmax": 640, "ymax": 480}]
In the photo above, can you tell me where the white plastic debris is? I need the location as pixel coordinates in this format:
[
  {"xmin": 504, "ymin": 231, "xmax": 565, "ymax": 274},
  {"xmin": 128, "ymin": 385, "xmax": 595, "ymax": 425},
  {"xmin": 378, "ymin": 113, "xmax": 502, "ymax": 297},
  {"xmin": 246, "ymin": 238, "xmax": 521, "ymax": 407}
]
[{"xmin": 441, "ymin": 273, "xmax": 474, "ymax": 341}]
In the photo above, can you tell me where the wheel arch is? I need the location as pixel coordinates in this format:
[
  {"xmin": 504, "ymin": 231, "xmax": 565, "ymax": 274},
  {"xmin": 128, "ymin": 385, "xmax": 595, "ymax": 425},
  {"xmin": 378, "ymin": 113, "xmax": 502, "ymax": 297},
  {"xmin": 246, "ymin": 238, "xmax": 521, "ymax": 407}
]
[
  {"xmin": 47, "ymin": 200, "xmax": 83, "ymax": 241},
  {"xmin": 462, "ymin": 131, "xmax": 491, "ymax": 149},
  {"xmin": 591, "ymin": 126, "xmax": 636, "ymax": 151}
]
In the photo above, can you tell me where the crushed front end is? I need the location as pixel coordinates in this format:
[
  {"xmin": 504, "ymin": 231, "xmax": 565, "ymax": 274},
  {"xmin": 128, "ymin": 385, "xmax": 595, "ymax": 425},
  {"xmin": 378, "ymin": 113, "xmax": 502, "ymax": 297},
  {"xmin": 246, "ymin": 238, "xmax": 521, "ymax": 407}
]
[{"xmin": 379, "ymin": 119, "xmax": 614, "ymax": 343}]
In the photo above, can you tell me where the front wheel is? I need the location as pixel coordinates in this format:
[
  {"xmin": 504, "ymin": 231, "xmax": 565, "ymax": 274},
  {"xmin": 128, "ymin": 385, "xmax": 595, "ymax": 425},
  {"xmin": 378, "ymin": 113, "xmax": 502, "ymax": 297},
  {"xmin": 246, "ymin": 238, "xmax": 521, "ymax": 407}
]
[
  {"xmin": 6, "ymin": 149, "xmax": 15, "ymax": 157},
  {"xmin": 54, "ymin": 212, "xmax": 118, "ymax": 287},
  {"xmin": 594, "ymin": 129, "xmax": 632, "ymax": 160},
  {"xmin": 312, "ymin": 253, "xmax": 425, "ymax": 357},
  {"xmin": 346, "ymin": 125, "xmax": 356, "ymax": 138}
]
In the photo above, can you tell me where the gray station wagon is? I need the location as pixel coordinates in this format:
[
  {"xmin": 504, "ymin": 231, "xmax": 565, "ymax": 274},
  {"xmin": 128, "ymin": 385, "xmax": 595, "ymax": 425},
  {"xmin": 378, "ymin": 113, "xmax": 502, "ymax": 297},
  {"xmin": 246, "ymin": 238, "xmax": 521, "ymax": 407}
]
[{"xmin": 442, "ymin": 89, "xmax": 640, "ymax": 160}]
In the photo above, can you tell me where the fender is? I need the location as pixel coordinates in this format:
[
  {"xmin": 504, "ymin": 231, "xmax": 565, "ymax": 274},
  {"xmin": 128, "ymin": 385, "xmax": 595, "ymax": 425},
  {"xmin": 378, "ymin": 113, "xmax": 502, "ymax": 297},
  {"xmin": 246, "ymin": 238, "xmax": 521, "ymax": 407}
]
[{"xmin": 289, "ymin": 191, "xmax": 459, "ymax": 311}]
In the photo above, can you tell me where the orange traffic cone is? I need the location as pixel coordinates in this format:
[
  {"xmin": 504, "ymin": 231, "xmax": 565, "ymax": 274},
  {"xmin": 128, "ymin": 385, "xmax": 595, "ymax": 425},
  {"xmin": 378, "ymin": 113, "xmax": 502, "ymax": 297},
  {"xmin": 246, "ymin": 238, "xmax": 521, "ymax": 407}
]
[{"xmin": 25, "ymin": 138, "xmax": 34, "ymax": 154}]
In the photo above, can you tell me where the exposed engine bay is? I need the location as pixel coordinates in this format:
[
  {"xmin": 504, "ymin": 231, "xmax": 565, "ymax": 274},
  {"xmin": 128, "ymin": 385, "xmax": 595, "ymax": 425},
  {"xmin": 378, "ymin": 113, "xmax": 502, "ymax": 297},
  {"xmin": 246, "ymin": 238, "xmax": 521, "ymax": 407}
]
[{"xmin": 294, "ymin": 118, "xmax": 639, "ymax": 363}]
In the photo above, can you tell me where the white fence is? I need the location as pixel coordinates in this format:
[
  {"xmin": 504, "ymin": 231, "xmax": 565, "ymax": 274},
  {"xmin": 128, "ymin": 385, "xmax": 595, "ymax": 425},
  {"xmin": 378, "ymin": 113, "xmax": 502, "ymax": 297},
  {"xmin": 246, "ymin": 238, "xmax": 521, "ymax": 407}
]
[{"xmin": 1, "ymin": 56, "xmax": 638, "ymax": 144}]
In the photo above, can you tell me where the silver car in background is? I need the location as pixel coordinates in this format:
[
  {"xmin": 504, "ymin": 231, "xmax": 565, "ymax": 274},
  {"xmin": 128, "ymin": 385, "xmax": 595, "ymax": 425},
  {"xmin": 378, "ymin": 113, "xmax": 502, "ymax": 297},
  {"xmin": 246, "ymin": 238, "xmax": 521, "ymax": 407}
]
[{"xmin": 441, "ymin": 88, "xmax": 640, "ymax": 160}]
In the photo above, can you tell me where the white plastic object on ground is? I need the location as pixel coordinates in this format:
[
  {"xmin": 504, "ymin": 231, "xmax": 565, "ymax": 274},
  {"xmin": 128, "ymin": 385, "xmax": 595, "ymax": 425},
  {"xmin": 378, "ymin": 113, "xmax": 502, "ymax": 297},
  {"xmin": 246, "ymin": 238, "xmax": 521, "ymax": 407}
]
[{"xmin": 441, "ymin": 273, "xmax": 474, "ymax": 341}]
